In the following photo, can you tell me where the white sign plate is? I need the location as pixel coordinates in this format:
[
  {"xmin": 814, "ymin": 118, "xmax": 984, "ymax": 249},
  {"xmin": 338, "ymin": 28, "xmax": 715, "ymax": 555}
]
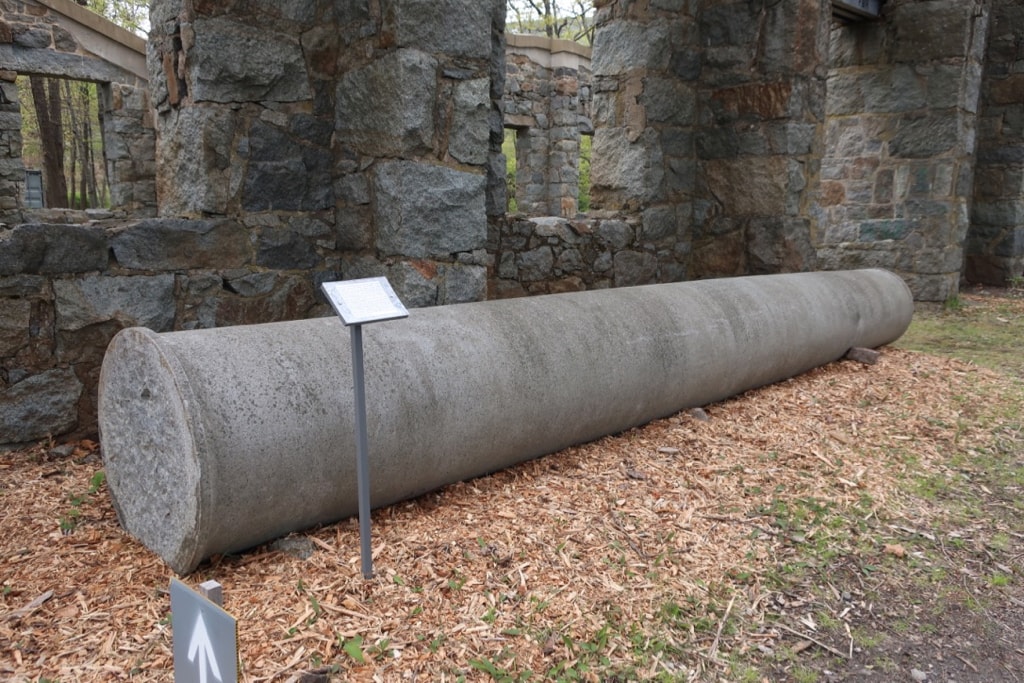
[
  {"xmin": 321, "ymin": 277, "xmax": 409, "ymax": 326},
  {"xmin": 171, "ymin": 578, "xmax": 238, "ymax": 683},
  {"xmin": 832, "ymin": 0, "xmax": 882, "ymax": 19}
]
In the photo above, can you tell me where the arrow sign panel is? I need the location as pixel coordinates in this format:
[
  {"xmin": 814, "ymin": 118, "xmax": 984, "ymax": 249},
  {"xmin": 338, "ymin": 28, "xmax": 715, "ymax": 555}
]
[
  {"xmin": 170, "ymin": 578, "xmax": 238, "ymax": 683},
  {"xmin": 188, "ymin": 613, "xmax": 221, "ymax": 683}
]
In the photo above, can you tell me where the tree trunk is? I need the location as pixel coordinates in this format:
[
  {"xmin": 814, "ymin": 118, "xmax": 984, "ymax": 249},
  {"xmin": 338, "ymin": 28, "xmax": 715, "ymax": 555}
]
[
  {"xmin": 62, "ymin": 80, "xmax": 81, "ymax": 208},
  {"xmin": 29, "ymin": 76, "xmax": 68, "ymax": 208},
  {"xmin": 83, "ymin": 84, "xmax": 101, "ymax": 207}
]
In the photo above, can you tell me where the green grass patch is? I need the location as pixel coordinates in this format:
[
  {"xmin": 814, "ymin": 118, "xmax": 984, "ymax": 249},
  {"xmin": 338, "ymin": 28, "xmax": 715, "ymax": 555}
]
[{"xmin": 894, "ymin": 296, "xmax": 1024, "ymax": 377}]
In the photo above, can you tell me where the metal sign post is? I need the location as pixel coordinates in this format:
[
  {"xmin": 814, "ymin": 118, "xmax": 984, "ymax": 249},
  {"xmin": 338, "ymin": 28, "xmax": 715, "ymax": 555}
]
[
  {"xmin": 321, "ymin": 277, "xmax": 409, "ymax": 579},
  {"xmin": 170, "ymin": 578, "xmax": 237, "ymax": 683}
]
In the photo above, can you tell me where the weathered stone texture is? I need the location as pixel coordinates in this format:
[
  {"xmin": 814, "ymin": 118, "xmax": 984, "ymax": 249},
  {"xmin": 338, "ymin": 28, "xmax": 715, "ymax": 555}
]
[
  {"xmin": 490, "ymin": 211, "xmax": 689, "ymax": 296},
  {"xmin": 967, "ymin": 0, "xmax": 1024, "ymax": 285},
  {"xmin": 818, "ymin": 0, "xmax": 993, "ymax": 301},
  {"xmin": 155, "ymin": 106, "xmax": 238, "ymax": 215},
  {"xmin": 592, "ymin": 21, "xmax": 671, "ymax": 75},
  {"xmin": 54, "ymin": 275, "xmax": 176, "ymax": 333},
  {"xmin": 242, "ymin": 118, "xmax": 334, "ymax": 212},
  {"xmin": 384, "ymin": 0, "xmax": 492, "ymax": 58},
  {"xmin": 4, "ymin": 0, "xmax": 1023, "ymax": 447},
  {"xmin": 111, "ymin": 219, "xmax": 250, "ymax": 269},
  {"xmin": 336, "ymin": 49, "xmax": 438, "ymax": 157},
  {"xmin": 374, "ymin": 162, "xmax": 487, "ymax": 258},
  {"xmin": 189, "ymin": 19, "xmax": 310, "ymax": 102},
  {"xmin": 450, "ymin": 78, "xmax": 492, "ymax": 165},
  {"xmin": 690, "ymin": 0, "xmax": 828, "ymax": 280},
  {"xmin": 0, "ymin": 367, "xmax": 82, "ymax": 444},
  {"xmin": 0, "ymin": 224, "xmax": 108, "ymax": 275}
]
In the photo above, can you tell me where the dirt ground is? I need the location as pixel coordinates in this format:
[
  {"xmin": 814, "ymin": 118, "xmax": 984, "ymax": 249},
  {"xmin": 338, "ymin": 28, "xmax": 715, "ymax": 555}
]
[
  {"xmin": 825, "ymin": 288, "xmax": 1024, "ymax": 683},
  {"xmin": 2, "ymin": 292, "xmax": 1023, "ymax": 682}
]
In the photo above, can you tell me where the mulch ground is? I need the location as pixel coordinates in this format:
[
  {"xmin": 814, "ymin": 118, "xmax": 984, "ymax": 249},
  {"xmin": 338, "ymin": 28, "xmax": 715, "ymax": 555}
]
[{"xmin": 1, "ymin": 341, "xmax": 1021, "ymax": 681}]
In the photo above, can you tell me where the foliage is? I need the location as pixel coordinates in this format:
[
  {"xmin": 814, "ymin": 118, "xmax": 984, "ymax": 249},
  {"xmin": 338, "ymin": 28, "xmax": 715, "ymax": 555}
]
[
  {"xmin": 507, "ymin": 0, "xmax": 595, "ymax": 44},
  {"xmin": 894, "ymin": 293, "xmax": 1024, "ymax": 377},
  {"xmin": 503, "ymin": 129, "xmax": 518, "ymax": 212},
  {"xmin": 86, "ymin": 0, "xmax": 150, "ymax": 37}
]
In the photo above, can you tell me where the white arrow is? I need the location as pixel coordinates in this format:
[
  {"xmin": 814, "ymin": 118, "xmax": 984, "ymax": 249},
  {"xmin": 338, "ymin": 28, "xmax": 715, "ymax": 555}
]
[{"xmin": 187, "ymin": 612, "xmax": 222, "ymax": 683}]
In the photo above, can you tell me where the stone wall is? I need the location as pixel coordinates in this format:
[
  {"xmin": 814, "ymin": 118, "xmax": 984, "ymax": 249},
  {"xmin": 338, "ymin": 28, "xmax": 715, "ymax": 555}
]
[
  {"xmin": 691, "ymin": 0, "xmax": 828, "ymax": 279},
  {"xmin": 967, "ymin": 0, "xmax": 1024, "ymax": 285},
  {"xmin": 491, "ymin": 212, "xmax": 678, "ymax": 298},
  {"xmin": 147, "ymin": 0, "xmax": 504, "ymax": 310},
  {"xmin": 0, "ymin": 70, "xmax": 22, "ymax": 214},
  {"xmin": 0, "ymin": 216, "xmax": 336, "ymax": 444},
  {"xmin": 588, "ymin": 0, "xmax": 695, "ymax": 279},
  {"xmin": 504, "ymin": 35, "xmax": 592, "ymax": 217},
  {"xmin": 4, "ymin": 0, "xmax": 1024, "ymax": 446},
  {"xmin": 0, "ymin": 0, "xmax": 156, "ymax": 222},
  {"xmin": 817, "ymin": 0, "xmax": 990, "ymax": 301}
]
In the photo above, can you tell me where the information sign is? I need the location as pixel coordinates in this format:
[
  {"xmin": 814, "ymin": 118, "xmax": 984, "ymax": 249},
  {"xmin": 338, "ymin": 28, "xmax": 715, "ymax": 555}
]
[
  {"xmin": 321, "ymin": 277, "xmax": 409, "ymax": 579},
  {"xmin": 171, "ymin": 578, "xmax": 238, "ymax": 683},
  {"xmin": 322, "ymin": 277, "xmax": 409, "ymax": 326}
]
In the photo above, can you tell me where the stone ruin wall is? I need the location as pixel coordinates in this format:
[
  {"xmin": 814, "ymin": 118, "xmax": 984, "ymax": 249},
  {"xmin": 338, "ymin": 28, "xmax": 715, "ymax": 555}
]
[
  {"xmin": 496, "ymin": 34, "xmax": 689, "ymax": 296},
  {"xmin": 1, "ymin": 0, "xmax": 1024, "ymax": 446},
  {"xmin": 145, "ymin": 0, "xmax": 505, "ymax": 309},
  {"xmin": 969, "ymin": 0, "xmax": 1024, "ymax": 285},
  {"xmin": 819, "ymin": 0, "xmax": 990, "ymax": 300},
  {"xmin": 0, "ymin": 0, "xmax": 156, "ymax": 221}
]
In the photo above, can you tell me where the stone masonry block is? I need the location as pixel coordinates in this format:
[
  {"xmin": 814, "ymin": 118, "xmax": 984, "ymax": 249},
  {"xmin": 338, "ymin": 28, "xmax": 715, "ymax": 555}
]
[
  {"xmin": 890, "ymin": 115, "xmax": 960, "ymax": 159},
  {"xmin": 189, "ymin": 16, "xmax": 311, "ymax": 102},
  {"xmin": 450, "ymin": 78, "xmax": 490, "ymax": 165},
  {"xmin": 592, "ymin": 21, "xmax": 670, "ymax": 76},
  {"xmin": 384, "ymin": 0, "xmax": 492, "ymax": 58},
  {"xmin": 112, "ymin": 219, "xmax": 251, "ymax": 270},
  {"xmin": 0, "ymin": 224, "xmax": 108, "ymax": 276},
  {"xmin": 0, "ymin": 367, "xmax": 82, "ymax": 445},
  {"xmin": 54, "ymin": 274, "xmax": 176, "ymax": 332},
  {"xmin": 336, "ymin": 49, "xmax": 438, "ymax": 157},
  {"xmin": 703, "ymin": 156, "xmax": 788, "ymax": 216},
  {"xmin": 374, "ymin": 161, "xmax": 486, "ymax": 258},
  {"xmin": 892, "ymin": 1, "xmax": 979, "ymax": 64}
]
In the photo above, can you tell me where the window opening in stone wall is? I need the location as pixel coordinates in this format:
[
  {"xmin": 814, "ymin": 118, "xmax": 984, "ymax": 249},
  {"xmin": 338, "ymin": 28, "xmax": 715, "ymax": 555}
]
[
  {"xmin": 18, "ymin": 75, "xmax": 109, "ymax": 209},
  {"xmin": 503, "ymin": 127, "xmax": 520, "ymax": 212}
]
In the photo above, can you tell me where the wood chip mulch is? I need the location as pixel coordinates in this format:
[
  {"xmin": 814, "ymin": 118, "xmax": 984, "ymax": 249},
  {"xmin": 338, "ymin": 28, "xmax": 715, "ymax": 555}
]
[{"xmin": 1, "ymin": 346, "xmax": 1020, "ymax": 681}]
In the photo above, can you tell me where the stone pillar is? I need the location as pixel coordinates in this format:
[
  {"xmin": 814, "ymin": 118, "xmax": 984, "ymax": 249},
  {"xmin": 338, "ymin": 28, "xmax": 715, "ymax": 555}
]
[
  {"xmin": 589, "ymin": 0, "xmax": 696, "ymax": 283},
  {"xmin": 967, "ymin": 0, "xmax": 1024, "ymax": 286},
  {"xmin": 503, "ymin": 36, "xmax": 591, "ymax": 218},
  {"xmin": 819, "ymin": 0, "xmax": 990, "ymax": 301},
  {"xmin": 691, "ymin": 0, "xmax": 828, "ymax": 279},
  {"xmin": 591, "ymin": 3, "xmax": 672, "ymax": 212},
  {"xmin": 0, "ymin": 72, "xmax": 24, "ymax": 223},
  {"xmin": 101, "ymin": 82, "xmax": 157, "ymax": 216}
]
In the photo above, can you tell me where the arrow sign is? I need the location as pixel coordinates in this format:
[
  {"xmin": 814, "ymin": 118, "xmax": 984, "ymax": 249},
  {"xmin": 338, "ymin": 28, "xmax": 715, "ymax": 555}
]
[
  {"xmin": 170, "ymin": 578, "xmax": 238, "ymax": 683},
  {"xmin": 187, "ymin": 612, "xmax": 222, "ymax": 683}
]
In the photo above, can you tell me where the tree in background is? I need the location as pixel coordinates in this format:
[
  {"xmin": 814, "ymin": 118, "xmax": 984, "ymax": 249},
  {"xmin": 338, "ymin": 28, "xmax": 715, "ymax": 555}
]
[
  {"xmin": 28, "ymin": 76, "xmax": 68, "ymax": 208},
  {"xmin": 87, "ymin": 0, "xmax": 149, "ymax": 36},
  {"xmin": 19, "ymin": 0, "xmax": 148, "ymax": 208},
  {"xmin": 507, "ymin": 0, "xmax": 595, "ymax": 44},
  {"xmin": 62, "ymin": 79, "xmax": 104, "ymax": 209}
]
